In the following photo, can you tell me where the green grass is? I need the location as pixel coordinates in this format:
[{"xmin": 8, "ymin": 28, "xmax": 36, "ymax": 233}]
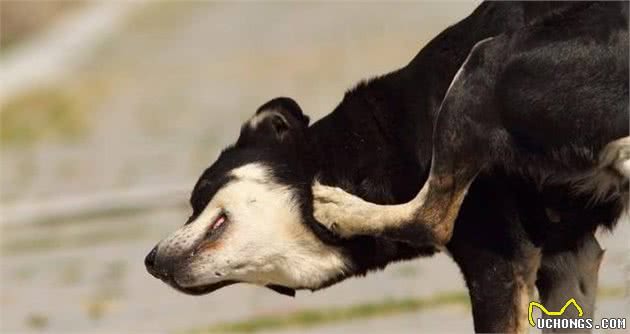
[{"xmin": 183, "ymin": 291, "xmax": 469, "ymax": 334}]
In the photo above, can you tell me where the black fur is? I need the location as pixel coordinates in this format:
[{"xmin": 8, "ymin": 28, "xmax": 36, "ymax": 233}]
[{"xmin": 166, "ymin": 2, "xmax": 626, "ymax": 332}]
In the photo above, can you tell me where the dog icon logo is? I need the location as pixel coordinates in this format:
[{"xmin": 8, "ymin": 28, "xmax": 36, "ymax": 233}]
[{"xmin": 528, "ymin": 298, "xmax": 584, "ymax": 327}]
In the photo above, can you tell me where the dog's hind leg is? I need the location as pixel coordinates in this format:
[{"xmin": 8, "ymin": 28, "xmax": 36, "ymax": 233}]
[
  {"xmin": 313, "ymin": 38, "xmax": 505, "ymax": 246},
  {"xmin": 450, "ymin": 227, "xmax": 542, "ymax": 334}
]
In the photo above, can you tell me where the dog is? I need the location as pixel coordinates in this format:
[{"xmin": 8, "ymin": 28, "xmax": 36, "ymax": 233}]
[{"xmin": 145, "ymin": 2, "xmax": 626, "ymax": 332}]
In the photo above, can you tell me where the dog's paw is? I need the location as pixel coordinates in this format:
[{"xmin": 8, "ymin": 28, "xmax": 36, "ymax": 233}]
[
  {"xmin": 600, "ymin": 137, "xmax": 630, "ymax": 178},
  {"xmin": 312, "ymin": 182, "xmax": 373, "ymax": 238}
]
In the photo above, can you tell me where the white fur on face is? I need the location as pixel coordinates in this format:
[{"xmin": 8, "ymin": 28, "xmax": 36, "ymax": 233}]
[{"xmin": 155, "ymin": 163, "xmax": 350, "ymax": 290}]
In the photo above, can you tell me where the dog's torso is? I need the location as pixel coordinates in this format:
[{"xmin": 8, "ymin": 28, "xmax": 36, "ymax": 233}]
[{"xmin": 311, "ymin": 2, "xmax": 626, "ymax": 238}]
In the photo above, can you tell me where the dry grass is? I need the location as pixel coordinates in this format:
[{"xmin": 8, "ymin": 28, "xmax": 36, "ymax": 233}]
[{"xmin": 1, "ymin": 86, "xmax": 87, "ymax": 146}]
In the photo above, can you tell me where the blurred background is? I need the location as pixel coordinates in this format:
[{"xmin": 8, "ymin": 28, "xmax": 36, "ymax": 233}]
[{"xmin": 0, "ymin": 1, "xmax": 627, "ymax": 333}]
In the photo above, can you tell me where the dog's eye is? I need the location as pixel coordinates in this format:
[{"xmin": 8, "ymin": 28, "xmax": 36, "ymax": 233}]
[
  {"xmin": 211, "ymin": 212, "xmax": 228, "ymax": 230},
  {"xmin": 203, "ymin": 211, "xmax": 229, "ymax": 242}
]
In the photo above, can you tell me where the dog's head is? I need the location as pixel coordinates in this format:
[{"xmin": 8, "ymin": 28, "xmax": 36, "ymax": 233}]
[{"xmin": 145, "ymin": 97, "xmax": 435, "ymax": 296}]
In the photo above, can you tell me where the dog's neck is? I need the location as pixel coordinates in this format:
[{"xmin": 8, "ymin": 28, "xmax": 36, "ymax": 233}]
[
  {"xmin": 306, "ymin": 79, "xmax": 426, "ymax": 204},
  {"xmin": 305, "ymin": 2, "xmax": 529, "ymax": 203}
]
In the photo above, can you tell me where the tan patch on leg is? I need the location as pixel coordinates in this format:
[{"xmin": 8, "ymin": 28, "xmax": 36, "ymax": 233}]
[
  {"xmin": 415, "ymin": 174, "xmax": 472, "ymax": 244},
  {"xmin": 510, "ymin": 277, "xmax": 532, "ymax": 334},
  {"xmin": 509, "ymin": 251, "xmax": 541, "ymax": 334}
]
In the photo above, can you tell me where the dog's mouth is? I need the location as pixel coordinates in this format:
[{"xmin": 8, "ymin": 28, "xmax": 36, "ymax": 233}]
[
  {"xmin": 168, "ymin": 279, "xmax": 296, "ymax": 297},
  {"xmin": 168, "ymin": 279, "xmax": 240, "ymax": 296}
]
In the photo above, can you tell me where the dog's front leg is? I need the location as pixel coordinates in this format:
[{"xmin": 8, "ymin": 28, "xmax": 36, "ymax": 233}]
[{"xmin": 313, "ymin": 38, "xmax": 502, "ymax": 246}]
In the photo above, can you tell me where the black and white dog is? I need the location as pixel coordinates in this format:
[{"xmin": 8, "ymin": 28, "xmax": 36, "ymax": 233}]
[{"xmin": 146, "ymin": 2, "xmax": 628, "ymax": 332}]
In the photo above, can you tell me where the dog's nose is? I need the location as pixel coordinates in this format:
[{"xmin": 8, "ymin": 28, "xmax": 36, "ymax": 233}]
[
  {"xmin": 145, "ymin": 246, "xmax": 159, "ymax": 276},
  {"xmin": 145, "ymin": 245, "xmax": 175, "ymax": 282}
]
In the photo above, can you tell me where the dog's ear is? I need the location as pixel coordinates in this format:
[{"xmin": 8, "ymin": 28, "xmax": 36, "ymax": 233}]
[
  {"xmin": 256, "ymin": 97, "xmax": 310, "ymax": 129},
  {"xmin": 238, "ymin": 97, "xmax": 310, "ymax": 145}
]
